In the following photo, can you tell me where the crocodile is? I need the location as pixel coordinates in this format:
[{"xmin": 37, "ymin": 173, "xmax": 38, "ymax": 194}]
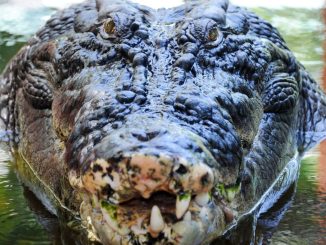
[{"xmin": 0, "ymin": 0, "xmax": 325, "ymax": 244}]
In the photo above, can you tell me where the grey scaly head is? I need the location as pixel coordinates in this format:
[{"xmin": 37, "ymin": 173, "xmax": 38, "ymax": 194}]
[{"xmin": 0, "ymin": 0, "xmax": 325, "ymax": 244}]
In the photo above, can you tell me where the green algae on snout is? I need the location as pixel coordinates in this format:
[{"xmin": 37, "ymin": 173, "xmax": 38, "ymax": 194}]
[
  {"xmin": 178, "ymin": 192, "xmax": 191, "ymax": 201},
  {"xmin": 101, "ymin": 200, "xmax": 118, "ymax": 220}
]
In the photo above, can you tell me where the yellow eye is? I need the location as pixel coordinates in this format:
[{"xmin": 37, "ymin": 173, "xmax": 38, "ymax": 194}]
[
  {"xmin": 104, "ymin": 19, "xmax": 115, "ymax": 34},
  {"xmin": 208, "ymin": 28, "xmax": 219, "ymax": 41}
]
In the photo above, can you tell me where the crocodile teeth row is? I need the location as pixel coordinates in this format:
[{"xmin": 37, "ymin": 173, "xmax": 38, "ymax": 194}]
[
  {"xmin": 176, "ymin": 193, "xmax": 191, "ymax": 219},
  {"xmin": 195, "ymin": 192, "xmax": 210, "ymax": 206},
  {"xmin": 150, "ymin": 205, "xmax": 165, "ymax": 233}
]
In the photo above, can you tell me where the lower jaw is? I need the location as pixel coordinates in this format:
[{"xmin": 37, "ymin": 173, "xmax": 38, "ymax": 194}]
[{"xmin": 80, "ymin": 195, "xmax": 226, "ymax": 245}]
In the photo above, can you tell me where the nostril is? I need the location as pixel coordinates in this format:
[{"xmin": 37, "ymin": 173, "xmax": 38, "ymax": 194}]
[
  {"xmin": 131, "ymin": 130, "xmax": 161, "ymax": 142},
  {"xmin": 200, "ymin": 173, "xmax": 210, "ymax": 186},
  {"xmin": 175, "ymin": 164, "xmax": 188, "ymax": 175}
]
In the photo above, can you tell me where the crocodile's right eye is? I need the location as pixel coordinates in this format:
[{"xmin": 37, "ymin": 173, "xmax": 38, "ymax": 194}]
[{"xmin": 104, "ymin": 19, "xmax": 116, "ymax": 34}]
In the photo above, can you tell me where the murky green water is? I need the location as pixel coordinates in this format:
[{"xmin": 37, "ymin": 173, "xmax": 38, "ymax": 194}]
[
  {"xmin": 270, "ymin": 151, "xmax": 326, "ymax": 245},
  {"xmin": 0, "ymin": 2, "xmax": 325, "ymax": 244},
  {"xmin": 0, "ymin": 145, "xmax": 51, "ymax": 244}
]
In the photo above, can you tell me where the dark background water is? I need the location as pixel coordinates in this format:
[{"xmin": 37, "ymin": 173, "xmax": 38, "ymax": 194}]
[{"xmin": 0, "ymin": 1, "xmax": 325, "ymax": 244}]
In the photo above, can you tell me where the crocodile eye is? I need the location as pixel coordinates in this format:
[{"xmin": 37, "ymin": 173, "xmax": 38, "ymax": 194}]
[
  {"xmin": 208, "ymin": 27, "xmax": 219, "ymax": 41},
  {"xmin": 104, "ymin": 19, "xmax": 115, "ymax": 34}
]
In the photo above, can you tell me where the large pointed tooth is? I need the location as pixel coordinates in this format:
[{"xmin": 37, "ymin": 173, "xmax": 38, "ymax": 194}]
[
  {"xmin": 150, "ymin": 205, "xmax": 165, "ymax": 233},
  {"xmin": 176, "ymin": 193, "xmax": 191, "ymax": 219},
  {"xmin": 195, "ymin": 192, "xmax": 210, "ymax": 206}
]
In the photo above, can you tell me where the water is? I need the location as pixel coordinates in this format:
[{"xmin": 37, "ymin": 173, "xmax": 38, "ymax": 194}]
[
  {"xmin": 271, "ymin": 148, "xmax": 326, "ymax": 245},
  {"xmin": 0, "ymin": 145, "xmax": 54, "ymax": 244},
  {"xmin": 0, "ymin": 1, "xmax": 325, "ymax": 244}
]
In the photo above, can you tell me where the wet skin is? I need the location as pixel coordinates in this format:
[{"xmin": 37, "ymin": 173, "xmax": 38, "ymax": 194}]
[{"xmin": 0, "ymin": 0, "xmax": 326, "ymax": 244}]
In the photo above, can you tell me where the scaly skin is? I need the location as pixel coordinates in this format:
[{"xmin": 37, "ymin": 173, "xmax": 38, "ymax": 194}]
[{"xmin": 0, "ymin": 0, "xmax": 326, "ymax": 244}]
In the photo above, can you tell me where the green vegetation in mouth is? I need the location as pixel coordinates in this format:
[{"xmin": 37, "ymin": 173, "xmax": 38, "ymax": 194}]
[
  {"xmin": 178, "ymin": 192, "xmax": 191, "ymax": 201},
  {"xmin": 217, "ymin": 183, "xmax": 241, "ymax": 202},
  {"xmin": 101, "ymin": 200, "xmax": 118, "ymax": 220}
]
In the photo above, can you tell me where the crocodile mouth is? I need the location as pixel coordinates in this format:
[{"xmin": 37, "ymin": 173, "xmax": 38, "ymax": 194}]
[
  {"xmin": 79, "ymin": 189, "xmax": 228, "ymax": 245},
  {"xmin": 118, "ymin": 192, "xmax": 177, "ymax": 225},
  {"xmin": 69, "ymin": 142, "xmax": 235, "ymax": 244}
]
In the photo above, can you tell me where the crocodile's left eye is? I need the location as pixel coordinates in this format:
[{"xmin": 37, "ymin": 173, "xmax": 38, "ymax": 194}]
[
  {"xmin": 104, "ymin": 19, "xmax": 116, "ymax": 34},
  {"xmin": 208, "ymin": 27, "xmax": 219, "ymax": 42}
]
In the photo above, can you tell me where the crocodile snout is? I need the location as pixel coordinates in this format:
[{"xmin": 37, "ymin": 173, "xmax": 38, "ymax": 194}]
[
  {"xmin": 80, "ymin": 121, "xmax": 217, "ymax": 207},
  {"xmin": 67, "ymin": 121, "xmax": 228, "ymax": 243}
]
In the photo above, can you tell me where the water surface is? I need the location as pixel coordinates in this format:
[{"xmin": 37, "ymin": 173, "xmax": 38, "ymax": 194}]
[{"xmin": 0, "ymin": 1, "xmax": 325, "ymax": 244}]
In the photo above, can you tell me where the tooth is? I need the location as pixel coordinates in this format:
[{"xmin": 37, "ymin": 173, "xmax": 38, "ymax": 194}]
[
  {"xmin": 183, "ymin": 211, "xmax": 192, "ymax": 221},
  {"xmin": 195, "ymin": 192, "xmax": 210, "ymax": 206},
  {"xmin": 176, "ymin": 193, "xmax": 191, "ymax": 219},
  {"xmin": 223, "ymin": 206, "xmax": 235, "ymax": 223},
  {"xmin": 150, "ymin": 205, "xmax": 165, "ymax": 233}
]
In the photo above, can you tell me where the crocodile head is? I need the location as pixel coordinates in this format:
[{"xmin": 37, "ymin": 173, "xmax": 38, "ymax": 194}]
[{"xmin": 6, "ymin": 0, "xmax": 325, "ymax": 244}]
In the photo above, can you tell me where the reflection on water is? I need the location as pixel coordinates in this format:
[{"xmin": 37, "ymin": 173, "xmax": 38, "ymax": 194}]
[
  {"xmin": 0, "ymin": 1, "xmax": 325, "ymax": 244},
  {"xmin": 270, "ymin": 152, "xmax": 326, "ymax": 245},
  {"xmin": 0, "ymin": 145, "xmax": 50, "ymax": 244},
  {"xmin": 0, "ymin": 145, "xmax": 88, "ymax": 245}
]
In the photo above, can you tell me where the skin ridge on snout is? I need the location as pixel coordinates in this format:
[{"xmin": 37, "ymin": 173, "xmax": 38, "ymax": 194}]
[{"xmin": 0, "ymin": 0, "xmax": 325, "ymax": 244}]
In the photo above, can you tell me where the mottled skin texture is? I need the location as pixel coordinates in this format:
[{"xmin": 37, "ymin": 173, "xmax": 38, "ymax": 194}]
[{"xmin": 0, "ymin": 0, "xmax": 326, "ymax": 244}]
